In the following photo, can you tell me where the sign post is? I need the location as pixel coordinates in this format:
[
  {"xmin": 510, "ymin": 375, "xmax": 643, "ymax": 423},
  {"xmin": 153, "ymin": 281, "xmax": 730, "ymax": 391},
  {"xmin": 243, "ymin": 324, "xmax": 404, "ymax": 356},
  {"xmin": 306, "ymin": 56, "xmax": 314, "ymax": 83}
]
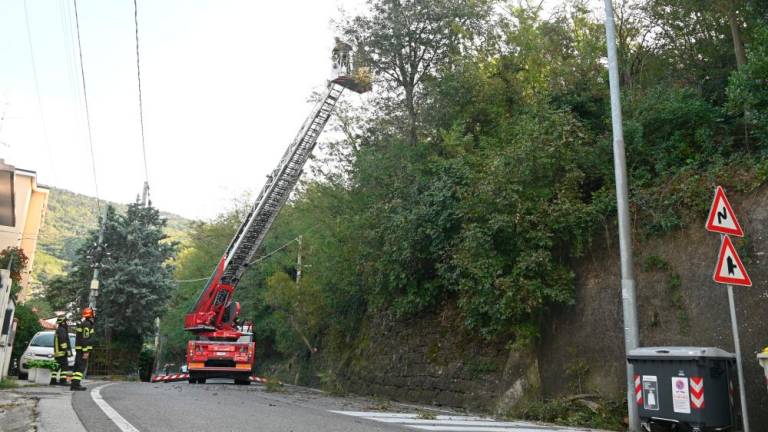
[{"xmin": 706, "ymin": 186, "xmax": 750, "ymax": 432}]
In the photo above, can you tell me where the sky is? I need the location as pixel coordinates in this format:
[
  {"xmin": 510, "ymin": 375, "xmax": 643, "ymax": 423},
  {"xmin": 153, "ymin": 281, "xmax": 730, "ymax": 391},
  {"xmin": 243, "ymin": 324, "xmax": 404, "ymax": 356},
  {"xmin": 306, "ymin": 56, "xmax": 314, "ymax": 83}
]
[{"xmin": 0, "ymin": 0, "xmax": 604, "ymax": 221}]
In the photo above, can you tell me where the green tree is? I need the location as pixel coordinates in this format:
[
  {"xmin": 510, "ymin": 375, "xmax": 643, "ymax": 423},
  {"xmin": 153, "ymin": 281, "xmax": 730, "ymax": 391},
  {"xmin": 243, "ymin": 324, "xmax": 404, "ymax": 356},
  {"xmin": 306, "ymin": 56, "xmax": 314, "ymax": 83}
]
[
  {"xmin": 46, "ymin": 202, "xmax": 178, "ymax": 352},
  {"xmin": 340, "ymin": 0, "xmax": 493, "ymax": 144},
  {"xmin": 11, "ymin": 303, "xmax": 42, "ymax": 369},
  {"xmin": 728, "ymin": 24, "xmax": 768, "ymax": 145},
  {"xmin": 157, "ymin": 0, "xmax": 768, "ymax": 374}
]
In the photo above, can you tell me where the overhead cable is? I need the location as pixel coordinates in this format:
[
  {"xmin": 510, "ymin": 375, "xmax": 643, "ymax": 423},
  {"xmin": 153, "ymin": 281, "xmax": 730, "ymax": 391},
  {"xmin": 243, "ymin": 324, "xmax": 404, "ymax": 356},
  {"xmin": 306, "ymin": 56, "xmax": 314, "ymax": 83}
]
[
  {"xmin": 23, "ymin": 0, "xmax": 58, "ymax": 185},
  {"xmin": 175, "ymin": 229, "xmax": 319, "ymax": 284},
  {"xmin": 133, "ymin": 0, "xmax": 149, "ymax": 187},
  {"xmin": 72, "ymin": 0, "xmax": 101, "ymax": 213}
]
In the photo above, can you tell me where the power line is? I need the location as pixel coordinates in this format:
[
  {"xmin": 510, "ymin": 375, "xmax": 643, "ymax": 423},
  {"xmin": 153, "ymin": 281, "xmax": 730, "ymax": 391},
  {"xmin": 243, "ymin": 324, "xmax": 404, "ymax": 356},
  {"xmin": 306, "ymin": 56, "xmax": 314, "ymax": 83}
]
[
  {"xmin": 59, "ymin": 0, "xmax": 86, "ymax": 159},
  {"xmin": 133, "ymin": 0, "xmax": 149, "ymax": 190},
  {"xmin": 174, "ymin": 230, "xmax": 316, "ymax": 283},
  {"xmin": 22, "ymin": 0, "xmax": 58, "ymax": 185},
  {"xmin": 248, "ymin": 236, "xmax": 300, "ymax": 266},
  {"xmin": 72, "ymin": 0, "xmax": 101, "ymax": 213}
]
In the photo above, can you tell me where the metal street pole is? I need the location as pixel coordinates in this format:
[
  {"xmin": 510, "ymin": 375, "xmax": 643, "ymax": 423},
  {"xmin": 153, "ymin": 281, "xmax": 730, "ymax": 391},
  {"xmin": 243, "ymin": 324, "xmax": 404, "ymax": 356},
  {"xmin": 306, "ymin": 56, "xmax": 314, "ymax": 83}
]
[
  {"xmin": 720, "ymin": 233, "xmax": 750, "ymax": 431},
  {"xmin": 602, "ymin": 1, "xmax": 640, "ymax": 430},
  {"xmin": 728, "ymin": 286, "xmax": 750, "ymax": 431}
]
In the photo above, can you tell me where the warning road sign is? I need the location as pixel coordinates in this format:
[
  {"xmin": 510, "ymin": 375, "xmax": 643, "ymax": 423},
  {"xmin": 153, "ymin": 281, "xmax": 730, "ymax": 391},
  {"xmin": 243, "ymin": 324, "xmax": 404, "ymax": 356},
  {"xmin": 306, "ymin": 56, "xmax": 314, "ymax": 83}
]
[
  {"xmin": 705, "ymin": 186, "xmax": 744, "ymax": 236},
  {"xmin": 713, "ymin": 236, "xmax": 752, "ymax": 286}
]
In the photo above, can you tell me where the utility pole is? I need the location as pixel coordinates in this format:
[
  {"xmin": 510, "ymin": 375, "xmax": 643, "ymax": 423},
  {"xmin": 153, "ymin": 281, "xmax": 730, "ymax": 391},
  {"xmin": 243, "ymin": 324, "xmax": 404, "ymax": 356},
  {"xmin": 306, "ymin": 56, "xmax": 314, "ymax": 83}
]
[
  {"xmin": 153, "ymin": 316, "xmax": 162, "ymax": 375},
  {"xmin": 602, "ymin": 1, "xmax": 640, "ymax": 430},
  {"xmin": 88, "ymin": 207, "xmax": 107, "ymax": 310},
  {"xmin": 141, "ymin": 181, "xmax": 149, "ymax": 206},
  {"xmin": 296, "ymin": 235, "xmax": 303, "ymax": 286}
]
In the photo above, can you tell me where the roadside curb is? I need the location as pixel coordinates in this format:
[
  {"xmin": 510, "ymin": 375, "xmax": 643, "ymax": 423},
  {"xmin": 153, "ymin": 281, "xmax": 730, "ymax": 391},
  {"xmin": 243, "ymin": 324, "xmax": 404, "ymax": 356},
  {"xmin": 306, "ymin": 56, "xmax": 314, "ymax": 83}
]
[{"xmin": 6, "ymin": 379, "xmax": 87, "ymax": 432}]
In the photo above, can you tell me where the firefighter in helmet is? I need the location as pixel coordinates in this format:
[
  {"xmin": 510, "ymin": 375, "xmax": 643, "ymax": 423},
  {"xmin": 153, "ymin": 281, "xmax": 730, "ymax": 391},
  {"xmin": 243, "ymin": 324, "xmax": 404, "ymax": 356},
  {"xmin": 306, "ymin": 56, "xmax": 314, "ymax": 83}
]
[
  {"xmin": 70, "ymin": 307, "xmax": 95, "ymax": 391},
  {"xmin": 52, "ymin": 314, "xmax": 72, "ymax": 385}
]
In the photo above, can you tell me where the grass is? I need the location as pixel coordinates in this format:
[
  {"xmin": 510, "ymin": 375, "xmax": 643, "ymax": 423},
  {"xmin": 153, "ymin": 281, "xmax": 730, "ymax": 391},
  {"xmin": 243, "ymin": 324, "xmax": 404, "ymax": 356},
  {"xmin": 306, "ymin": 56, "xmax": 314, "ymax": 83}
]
[
  {"xmin": 416, "ymin": 410, "xmax": 437, "ymax": 420},
  {"xmin": 0, "ymin": 378, "xmax": 18, "ymax": 389},
  {"xmin": 514, "ymin": 396, "xmax": 625, "ymax": 431},
  {"xmin": 264, "ymin": 377, "xmax": 284, "ymax": 393}
]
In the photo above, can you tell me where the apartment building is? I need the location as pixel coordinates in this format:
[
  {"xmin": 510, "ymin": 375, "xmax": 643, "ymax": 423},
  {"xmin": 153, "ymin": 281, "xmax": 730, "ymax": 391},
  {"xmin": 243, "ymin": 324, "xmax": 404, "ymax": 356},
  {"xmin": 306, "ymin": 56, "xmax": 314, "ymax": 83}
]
[{"xmin": 0, "ymin": 159, "xmax": 49, "ymax": 302}]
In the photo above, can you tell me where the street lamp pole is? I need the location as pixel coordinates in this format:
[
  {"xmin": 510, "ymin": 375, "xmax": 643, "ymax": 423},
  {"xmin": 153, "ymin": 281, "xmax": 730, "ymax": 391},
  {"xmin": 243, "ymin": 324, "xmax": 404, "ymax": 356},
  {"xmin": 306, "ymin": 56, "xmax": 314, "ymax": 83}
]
[{"xmin": 602, "ymin": 1, "xmax": 640, "ymax": 430}]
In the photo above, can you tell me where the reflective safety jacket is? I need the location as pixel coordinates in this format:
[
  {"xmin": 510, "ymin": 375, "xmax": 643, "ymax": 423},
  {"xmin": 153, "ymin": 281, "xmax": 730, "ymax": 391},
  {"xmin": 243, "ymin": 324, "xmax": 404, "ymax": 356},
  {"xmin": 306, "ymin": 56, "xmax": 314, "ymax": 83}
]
[
  {"xmin": 53, "ymin": 323, "xmax": 71, "ymax": 358},
  {"xmin": 74, "ymin": 318, "xmax": 95, "ymax": 353}
]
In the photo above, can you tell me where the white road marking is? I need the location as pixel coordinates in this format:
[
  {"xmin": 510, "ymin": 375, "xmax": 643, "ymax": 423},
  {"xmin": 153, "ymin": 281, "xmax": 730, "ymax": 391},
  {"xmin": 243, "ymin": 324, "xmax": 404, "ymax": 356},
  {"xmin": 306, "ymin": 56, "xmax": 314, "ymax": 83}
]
[
  {"xmin": 91, "ymin": 383, "xmax": 141, "ymax": 432},
  {"xmin": 330, "ymin": 410, "xmax": 595, "ymax": 432},
  {"xmin": 409, "ymin": 427, "xmax": 590, "ymax": 432},
  {"xmin": 330, "ymin": 411, "xmax": 483, "ymax": 420},
  {"xmin": 366, "ymin": 418, "xmax": 542, "ymax": 426}
]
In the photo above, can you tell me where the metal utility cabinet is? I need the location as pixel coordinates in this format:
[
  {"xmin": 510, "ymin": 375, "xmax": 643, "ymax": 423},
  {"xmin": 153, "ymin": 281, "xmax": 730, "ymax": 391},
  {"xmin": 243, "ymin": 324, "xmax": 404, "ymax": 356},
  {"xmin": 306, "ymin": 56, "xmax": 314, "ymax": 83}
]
[{"xmin": 627, "ymin": 347, "xmax": 737, "ymax": 432}]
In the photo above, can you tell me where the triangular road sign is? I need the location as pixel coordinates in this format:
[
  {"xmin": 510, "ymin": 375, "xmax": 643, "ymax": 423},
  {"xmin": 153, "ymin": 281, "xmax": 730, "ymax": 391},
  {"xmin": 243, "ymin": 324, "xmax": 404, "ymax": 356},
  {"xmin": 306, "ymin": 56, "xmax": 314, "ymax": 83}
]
[
  {"xmin": 705, "ymin": 186, "xmax": 744, "ymax": 236},
  {"xmin": 713, "ymin": 236, "xmax": 751, "ymax": 286}
]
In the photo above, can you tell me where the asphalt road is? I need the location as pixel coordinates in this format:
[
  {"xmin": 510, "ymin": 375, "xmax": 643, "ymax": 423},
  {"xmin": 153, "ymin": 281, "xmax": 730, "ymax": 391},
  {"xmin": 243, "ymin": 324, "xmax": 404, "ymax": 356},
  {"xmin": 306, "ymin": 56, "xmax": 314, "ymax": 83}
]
[{"xmin": 70, "ymin": 380, "xmax": 602, "ymax": 432}]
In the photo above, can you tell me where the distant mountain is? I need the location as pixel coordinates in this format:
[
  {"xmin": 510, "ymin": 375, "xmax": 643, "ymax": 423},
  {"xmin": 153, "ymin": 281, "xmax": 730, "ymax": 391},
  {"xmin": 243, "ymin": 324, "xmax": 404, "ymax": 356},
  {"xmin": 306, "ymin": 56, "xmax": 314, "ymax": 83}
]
[{"xmin": 30, "ymin": 187, "xmax": 194, "ymax": 290}]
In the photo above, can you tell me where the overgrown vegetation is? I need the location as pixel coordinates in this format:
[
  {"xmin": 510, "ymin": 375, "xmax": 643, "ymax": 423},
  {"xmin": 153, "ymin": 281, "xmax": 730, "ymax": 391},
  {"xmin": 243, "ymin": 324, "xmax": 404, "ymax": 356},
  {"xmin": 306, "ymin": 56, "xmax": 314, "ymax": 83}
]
[
  {"xmin": 154, "ymin": 0, "xmax": 766, "ymax": 425},
  {"xmin": 0, "ymin": 378, "xmax": 18, "ymax": 390},
  {"xmin": 515, "ymin": 396, "xmax": 626, "ymax": 430}
]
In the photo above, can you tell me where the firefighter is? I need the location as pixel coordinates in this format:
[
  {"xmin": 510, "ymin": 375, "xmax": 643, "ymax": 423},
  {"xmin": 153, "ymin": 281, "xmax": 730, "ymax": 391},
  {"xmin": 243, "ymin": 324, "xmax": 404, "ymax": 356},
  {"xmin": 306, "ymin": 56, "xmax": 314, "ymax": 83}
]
[
  {"xmin": 70, "ymin": 307, "xmax": 95, "ymax": 391},
  {"xmin": 52, "ymin": 314, "xmax": 72, "ymax": 385}
]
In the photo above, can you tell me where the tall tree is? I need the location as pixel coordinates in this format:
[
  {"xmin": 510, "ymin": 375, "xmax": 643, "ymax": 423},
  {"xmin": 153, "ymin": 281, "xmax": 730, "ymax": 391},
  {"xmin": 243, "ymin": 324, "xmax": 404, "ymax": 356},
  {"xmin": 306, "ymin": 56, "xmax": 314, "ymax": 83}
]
[
  {"xmin": 97, "ymin": 201, "xmax": 178, "ymax": 348},
  {"xmin": 340, "ymin": 0, "xmax": 493, "ymax": 145},
  {"xmin": 46, "ymin": 202, "xmax": 178, "ymax": 351}
]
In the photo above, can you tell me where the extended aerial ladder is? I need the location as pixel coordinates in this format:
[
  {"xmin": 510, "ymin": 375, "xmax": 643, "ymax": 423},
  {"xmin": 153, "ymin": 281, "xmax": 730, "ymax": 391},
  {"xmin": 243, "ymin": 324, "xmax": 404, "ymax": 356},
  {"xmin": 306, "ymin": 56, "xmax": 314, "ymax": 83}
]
[{"xmin": 179, "ymin": 40, "xmax": 370, "ymax": 384}]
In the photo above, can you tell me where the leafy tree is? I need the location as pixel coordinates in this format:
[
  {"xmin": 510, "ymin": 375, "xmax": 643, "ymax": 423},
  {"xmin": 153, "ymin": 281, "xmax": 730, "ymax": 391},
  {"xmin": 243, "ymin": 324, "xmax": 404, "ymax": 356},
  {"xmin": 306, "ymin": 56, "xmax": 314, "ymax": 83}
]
[
  {"xmin": 728, "ymin": 23, "xmax": 768, "ymax": 145},
  {"xmin": 95, "ymin": 202, "xmax": 178, "ymax": 348},
  {"xmin": 340, "ymin": 0, "xmax": 493, "ymax": 144},
  {"xmin": 156, "ymin": 0, "xmax": 768, "ymax": 369},
  {"xmin": 46, "ymin": 202, "xmax": 178, "ymax": 352},
  {"xmin": 44, "ymin": 275, "xmax": 78, "ymax": 312},
  {"xmin": 23, "ymin": 297, "xmax": 53, "ymax": 318},
  {"xmin": 637, "ymin": 0, "xmax": 751, "ymax": 100},
  {"xmin": 11, "ymin": 303, "xmax": 42, "ymax": 369}
]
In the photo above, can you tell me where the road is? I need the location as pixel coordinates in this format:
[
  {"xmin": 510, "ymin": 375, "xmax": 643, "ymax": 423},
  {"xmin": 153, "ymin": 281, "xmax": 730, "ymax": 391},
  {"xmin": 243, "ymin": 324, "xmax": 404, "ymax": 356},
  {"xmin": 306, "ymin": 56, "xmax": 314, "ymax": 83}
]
[{"xmin": 69, "ymin": 380, "xmax": 604, "ymax": 432}]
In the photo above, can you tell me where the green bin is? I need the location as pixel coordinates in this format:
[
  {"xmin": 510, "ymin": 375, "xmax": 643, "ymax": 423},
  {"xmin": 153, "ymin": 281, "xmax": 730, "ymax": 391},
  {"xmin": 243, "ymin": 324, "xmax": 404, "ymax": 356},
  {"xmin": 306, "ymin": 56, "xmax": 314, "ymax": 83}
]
[{"xmin": 627, "ymin": 347, "xmax": 737, "ymax": 432}]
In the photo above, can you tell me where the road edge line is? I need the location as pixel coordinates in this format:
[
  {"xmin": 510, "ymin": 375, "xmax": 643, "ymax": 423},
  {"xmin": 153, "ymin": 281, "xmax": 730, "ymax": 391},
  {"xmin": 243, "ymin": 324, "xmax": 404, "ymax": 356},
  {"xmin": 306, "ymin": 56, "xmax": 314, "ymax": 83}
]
[{"xmin": 90, "ymin": 383, "xmax": 141, "ymax": 432}]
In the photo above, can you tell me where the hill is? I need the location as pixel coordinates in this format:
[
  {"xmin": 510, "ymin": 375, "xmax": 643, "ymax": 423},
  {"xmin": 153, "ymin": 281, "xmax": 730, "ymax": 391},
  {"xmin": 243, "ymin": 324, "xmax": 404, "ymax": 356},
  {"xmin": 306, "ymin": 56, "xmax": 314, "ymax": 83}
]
[{"xmin": 30, "ymin": 187, "xmax": 194, "ymax": 290}]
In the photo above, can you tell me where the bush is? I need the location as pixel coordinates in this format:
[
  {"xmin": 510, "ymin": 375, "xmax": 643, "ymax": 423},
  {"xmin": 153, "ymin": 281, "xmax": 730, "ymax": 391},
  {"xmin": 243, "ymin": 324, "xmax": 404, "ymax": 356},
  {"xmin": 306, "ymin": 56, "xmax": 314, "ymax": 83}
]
[
  {"xmin": 26, "ymin": 359, "xmax": 59, "ymax": 371},
  {"xmin": 516, "ymin": 396, "xmax": 625, "ymax": 431},
  {"xmin": 138, "ymin": 348, "xmax": 155, "ymax": 382},
  {"xmin": 11, "ymin": 304, "xmax": 42, "ymax": 365},
  {"xmin": 0, "ymin": 378, "xmax": 18, "ymax": 389}
]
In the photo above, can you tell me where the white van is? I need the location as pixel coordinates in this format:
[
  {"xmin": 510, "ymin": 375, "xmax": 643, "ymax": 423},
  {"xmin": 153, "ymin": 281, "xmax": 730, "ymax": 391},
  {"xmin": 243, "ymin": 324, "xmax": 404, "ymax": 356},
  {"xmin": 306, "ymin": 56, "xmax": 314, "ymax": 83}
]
[{"xmin": 18, "ymin": 330, "xmax": 76, "ymax": 379}]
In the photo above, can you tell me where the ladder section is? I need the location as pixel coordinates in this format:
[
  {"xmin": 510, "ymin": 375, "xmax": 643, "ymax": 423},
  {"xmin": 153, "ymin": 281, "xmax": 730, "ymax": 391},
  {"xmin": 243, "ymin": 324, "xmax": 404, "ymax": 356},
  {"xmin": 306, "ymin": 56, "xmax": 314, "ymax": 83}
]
[{"xmin": 220, "ymin": 83, "xmax": 344, "ymax": 286}]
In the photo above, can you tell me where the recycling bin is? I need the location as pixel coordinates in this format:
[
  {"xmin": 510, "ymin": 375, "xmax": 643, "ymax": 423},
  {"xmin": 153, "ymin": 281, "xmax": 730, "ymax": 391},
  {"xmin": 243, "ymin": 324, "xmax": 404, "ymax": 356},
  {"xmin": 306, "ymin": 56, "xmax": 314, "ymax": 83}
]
[
  {"xmin": 627, "ymin": 347, "xmax": 737, "ymax": 432},
  {"xmin": 759, "ymin": 347, "xmax": 768, "ymax": 393}
]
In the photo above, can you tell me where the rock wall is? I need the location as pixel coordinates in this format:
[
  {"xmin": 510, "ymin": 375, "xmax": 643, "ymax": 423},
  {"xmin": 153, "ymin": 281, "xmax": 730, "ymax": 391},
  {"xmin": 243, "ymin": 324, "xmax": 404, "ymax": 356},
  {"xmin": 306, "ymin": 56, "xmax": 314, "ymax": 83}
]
[
  {"xmin": 326, "ymin": 307, "xmax": 534, "ymax": 412},
  {"xmin": 299, "ymin": 186, "xmax": 768, "ymax": 428},
  {"xmin": 542, "ymin": 185, "xmax": 768, "ymax": 427}
]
